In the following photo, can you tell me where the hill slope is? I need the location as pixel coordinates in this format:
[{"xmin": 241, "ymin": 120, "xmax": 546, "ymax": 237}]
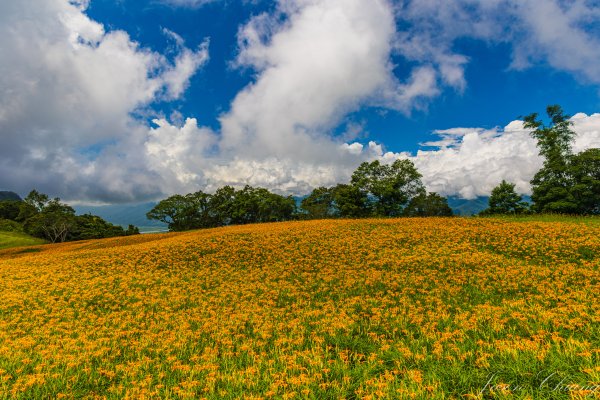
[
  {"xmin": 0, "ymin": 218, "xmax": 598, "ymax": 398},
  {"xmin": 0, "ymin": 230, "xmax": 46, "ymax": 250}
]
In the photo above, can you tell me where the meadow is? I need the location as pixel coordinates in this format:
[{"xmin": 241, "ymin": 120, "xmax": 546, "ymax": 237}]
[
  {"xmin": 0, "ymin": 231, "xmax": 46, "ymax": 250},
  {"xmin": 0, "ymin": 218, "xmax": 598, "ymax": 399}
]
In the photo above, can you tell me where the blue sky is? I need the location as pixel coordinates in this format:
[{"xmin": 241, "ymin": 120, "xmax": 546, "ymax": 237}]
[
  {"xmin": 86, "ymin": 0, "xmax": 600, "ymax": 153},
  {"xmin": 1, "ymin": 0, "xmax": 600, "ymax": 202}
]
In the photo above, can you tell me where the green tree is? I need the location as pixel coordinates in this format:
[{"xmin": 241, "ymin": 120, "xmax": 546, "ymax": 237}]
[
  {"xmin": 228, "ymin": 186, "xmax": 295, "ymax": 225},
  {"xmin": 524, "ymin": 105, "xmax": 578, "ymax": 213},
  {"xmin": 17, "ymin": 189, "xmax": 50, "ymax": 221},
  {"xmin": 301, "ymin": 187, "xmax": 335, "ymax": 219},
  {"xmin": 0, "ymin": 200, "xmax": 21, "ymax": 221},
  {"xmin": 480, "ymin": 180, "xmax": 528, "ymax": 215},
  {"xmin": 24, "ymin": 198, "xmax": 76, "ymax": 243},
  {"xmin": 330, "ymin": 184, "xmax": 370, "ymax": 218},
  {"xmin": 570, "ymin": 148, "xmax": 600, "ymax": 214},
  {"xmin": 351, "ymin": 159, "xmax": 424, "ymax": 217},
  {"xmin": 404, "ymin": 192, "xmax": 453, "ymax": 217},
  {"xmin": 209, "ymin": 186, "xmax": 237, "ymax": 226},
  {"xmin": 146, "ymin": 191, "xmax": 215, "ymax": 231},
  {"xmin": 71, "ymin": 214, "xmax": 127, "ymax": 240}
]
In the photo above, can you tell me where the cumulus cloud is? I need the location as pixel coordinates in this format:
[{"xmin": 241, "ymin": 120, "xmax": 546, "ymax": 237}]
[
  {"xmin": 412, "ymin": 113, "xmax": 600, "ymax": 199},
  {"xmin": 141, "ymin": 0, "xmax": 457, "ymax": 195},
  {"xmin": 0, "ymin": 0, "xmax": 209, "ymax": 201},
  {"xmin": 219, "ymin": 0, "xmax": 443, "ymax": 156}
]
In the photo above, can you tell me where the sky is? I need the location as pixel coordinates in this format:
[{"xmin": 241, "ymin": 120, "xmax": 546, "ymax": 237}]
[{"xmin": 1, "ymin": 0, "xmax": 600, "ymax": 203}]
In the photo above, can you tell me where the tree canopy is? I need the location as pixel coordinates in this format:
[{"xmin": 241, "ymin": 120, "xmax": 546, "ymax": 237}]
[
  {"xmin": 351, "ymin": 159, "xmax": 425, "ymax": 217},
  {"xmin": 525, "ymin": 104, "xmax": 600, "ymax": 214},
  {"xmin": 0, "ymin": 190, "xmax": 139, "ymax": 243},
  {"xmin": 480, "ymin": 180, "xmax": 528, "ymax": 215}
]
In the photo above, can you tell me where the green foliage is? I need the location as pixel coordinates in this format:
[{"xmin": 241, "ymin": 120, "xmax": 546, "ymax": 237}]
[
  {"xmin": 0, "ymin": 218, "xmax": 23, "ymax": 232},
  {"xmin": 300, "ymin": 184, "xmax": 369, "ymax": 219},
  {"xmin": 0, "ymin": 200, "xmax": 21, "ymax": 220},
  {"xmin": 300, "ymin": 160, "xmax": 451, "ymax": 219},
  {"xmin": 480, "ymin": 180, "xmax": 528, "ymax": 215},
  {"xmin": 23, "ymin": 198, "xmax": 77, "ymax": 243},
  {"xmin": 23, "ymin": 189, "xmax": 50, "ymax": 213},
  {"xmin": 227, "ymin": 186, "xmax": 296, "ymax": 225},
  {"xmin": 147, "ymin": 186, "xmax": 296, "ymax": 231},
  {"xmin": 146, "ymin": 192, "xmax": 214, "ymax": 231},
  {"xmin": 525, "ymin": 105, "xmax": 579, "ymax": 213},
  {"xmin": 300, "ymin": 187, "xmax": 335, "ymax": 219},
  {"xmin": 404, "ymin": 192, "xmax": 453, "ymax": 217},
  {"xmin": 70, "ymin": 214, "xmax": 134, "ymax": 240},
  {"xmin": 331, "ymin": 183, "xmax": 370, "ymax": 218},
  {"xmin": 570, "ymin": 148, "xmax": 600, "ymax": 214},
  {"xmin": 13, "ymin": 190, "xmax": 139, "ymax": 243},
  {"xmin": 351, "ymin": 159, "xmax": 424, "ymax": 216}
]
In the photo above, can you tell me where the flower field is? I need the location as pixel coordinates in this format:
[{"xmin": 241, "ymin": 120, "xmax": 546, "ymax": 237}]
[{"xmin": 0, "ymin": 218, "xmax": 599, "ymax": 399}]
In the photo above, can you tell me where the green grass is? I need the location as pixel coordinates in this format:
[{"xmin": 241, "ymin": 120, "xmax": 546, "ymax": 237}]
[{"xmin": 0, "ymin": 231, "xmax": 46, "ymax": 250}]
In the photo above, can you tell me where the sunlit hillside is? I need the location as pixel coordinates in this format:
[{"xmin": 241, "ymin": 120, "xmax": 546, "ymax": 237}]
[{"xmin": 0, "ymin": 218, "xmax": 599, "ymax": 399}]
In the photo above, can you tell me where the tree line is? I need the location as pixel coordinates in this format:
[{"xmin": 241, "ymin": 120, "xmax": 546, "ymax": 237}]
[
  {"xmin": 0, "ymin": 190, "xmax": 139, "ymax": 243},
  {"xmin": 147, "ymin": 159, "xmax": 453, "ymax": 232},
  {"xmin": 481, "ymin": 105, "xmax": 600, "ymax": 215}
]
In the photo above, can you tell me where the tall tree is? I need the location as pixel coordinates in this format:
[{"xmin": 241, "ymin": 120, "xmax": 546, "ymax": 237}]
[
  {"xmin": 351, "ymin": 159, "xmax": 424, "ymax": 217},
  {"xmin": 524, "ymin": 105, "xmax": 578, "ymax": 213}
]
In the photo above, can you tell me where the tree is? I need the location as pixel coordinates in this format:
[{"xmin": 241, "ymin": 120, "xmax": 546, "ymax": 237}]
[
  {"xmin": 331, "ymin": 184, "xmax": 370, "ymax": 218},
  {"xmin": 227, "ymin": 186, "xmax": 295, "ymax": 225},
  {"xmin": 17, "ymin": 190, "xmax": 50, "ymax": 221},
  {"xmin": 146, "ymin": 191, "xmax": 215, "ymax": 231},
  {"xmin": 480, "ymin": 180, "xmax": 528, "ymax": 215},
  {"xmin": 209, "ymin": 186, "xmax": 237, "ymax": 226},
  {"xmin": 351, "ymin": 159, "xmax": 424, "ymax": 217},
  {"xmin": 301, "ymin": 187, "xmax": 335, "ymax": 219},
  {"xmin": 24, "ymin": 198, "xmax": 76, "ymax": 243},
  {"xmin": 404, "ymin": 192, "xmax": 453, "ymax": 217},
  {"xmin": 0, "ymin": 200, "xmax": 21, "ymax": 221},
  {"xmin": 23, "ymin": 189, "xmax": 50, "ymax": 212},
  {"xmin": 570, "ymin": 148, "xmax": 600, "ymax": 214},
  {"xmin": 148, "ymin": 186, "xmax": 297, "ymax": 231},
  {"xmin": 524, "ymin": 105, "xmax": 578, "ymax": 213},
  {"xmin": 71, "ymin": 214, "xmax": 129, "ymax": 240}
]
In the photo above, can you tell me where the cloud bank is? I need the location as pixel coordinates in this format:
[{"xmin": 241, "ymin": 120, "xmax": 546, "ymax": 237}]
[{"xmin": 1, "ymin": 0, "xmax": 600, "ymax": 203}]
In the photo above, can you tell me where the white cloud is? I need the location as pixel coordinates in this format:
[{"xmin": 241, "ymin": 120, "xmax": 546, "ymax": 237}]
[
  {"xmin": 0, "ymin": 0, "xmax": 209, "ymax": 201},
  {"xmin": 219, "ymin": 0, "xmax": 449, "ymax": 156},
  {"xmin": 411, "ymin": 113, "xmax": 600, "ymax": 199},
  {"xmin": 395, "ymin": 0, "xmax": 600, "ymax": 86}
]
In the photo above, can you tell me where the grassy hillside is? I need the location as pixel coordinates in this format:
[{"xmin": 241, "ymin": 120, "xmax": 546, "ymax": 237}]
[
  {"xmin": 0, "ymin": 218, "xmax": 598, "ymax": 398},
  {"xmin": 0, "ymin": 230, "xmax": 46, "ymax": 250}
]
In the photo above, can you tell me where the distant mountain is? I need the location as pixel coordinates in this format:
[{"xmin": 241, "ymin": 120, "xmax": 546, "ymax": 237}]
[
  {"xmin": 0, "ymin": 191, "xmax": 21, "ymax": 201},
  {"xmin": 74, "ymin": 202, "xmax": 167, "ymax": 232},
  {"xmin": 447, "ymin": 196, "xmax": 489, "ymax": 216}
]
